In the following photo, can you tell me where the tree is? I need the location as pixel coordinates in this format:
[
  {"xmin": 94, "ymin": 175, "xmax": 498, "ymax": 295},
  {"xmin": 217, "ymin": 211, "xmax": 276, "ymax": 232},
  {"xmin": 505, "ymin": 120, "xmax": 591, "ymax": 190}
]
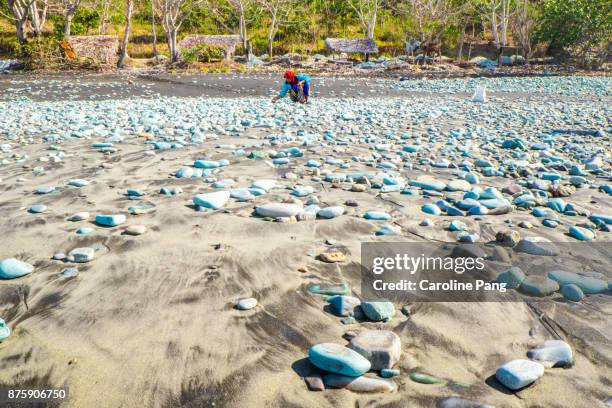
[
  {"xmin": 54, "ymin": 0, "xmax": 83, "ymax": 38},
  {"xmin": 206, "ymin": 0, "xmax": 256, "ymax": 52},
  {"xmin": 402, "ymin": 0, "xmax": 464, "ymax": 43},
  {"xmin": 478, "ymin": 0, "xmax": 515, "ymax": 61},
  {"xmin": 118, "ymin": 0, "xmax": 133, "ymax": 67},
  {"xmin": 29, "ymin": 0, "xmax": 48, "ymax": 37},
  {"xmin": 153, "ymin": 0, "xmax": 204, "ymax": 62},
  {"xmin": 347, "ymin": 0, "xmax": 381, "ymax": 39},
  {"xmin": 258, "ymin": 0, "xmax": 293, "ymax": 57},
  {"xmin": 510, "ymin": 0, "xmax": 535, "ymax": 60},
  {"xmin": 533, "ymin": 0, "xmax": 611, "ymax": 67},
  {"xmin": 2, "ymin": 0, "xmax": 34, "ymax": 44}
]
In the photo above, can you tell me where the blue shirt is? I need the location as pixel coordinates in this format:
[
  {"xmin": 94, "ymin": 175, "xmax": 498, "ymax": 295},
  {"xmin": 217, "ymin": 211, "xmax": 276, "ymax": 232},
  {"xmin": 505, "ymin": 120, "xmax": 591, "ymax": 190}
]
[{"xmin": 279, "ymin": 75, "xmax": 311, "ymax": 97}]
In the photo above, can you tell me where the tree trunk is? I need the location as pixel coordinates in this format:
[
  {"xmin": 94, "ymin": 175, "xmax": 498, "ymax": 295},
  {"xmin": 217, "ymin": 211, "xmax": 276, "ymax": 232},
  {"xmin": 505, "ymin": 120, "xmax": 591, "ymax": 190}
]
[
  {"xmin": 267, "ymin": 35, "xmax": 273, "ymax": 58},
  {"xmin": 366, "ymin": 2, "xmax": 377, "ymax": 39},
  {"xmin": 150, "ymin": 0, "xmax": 157, "ymax": 56},
  {"xmin": 15, "ymin": 19, "xmax": 27, "ymax": 45},
  {"xmin": 118, "ymin": 0, "xmax": 133, "ymax": 68},
  {"xmin": 239, "ymin": 6, "xmax": 247, "ymax": 52},
  {"xmin": 168, "ymin": 29, "xmax": 179, "ymax": 63},
  {"xmin": 457, "ymin": 25, "xmax": 465, "ymax": 61},
  {"xmin": 64, "ymin": 13, "xmax": 74, "ymax": 39}
]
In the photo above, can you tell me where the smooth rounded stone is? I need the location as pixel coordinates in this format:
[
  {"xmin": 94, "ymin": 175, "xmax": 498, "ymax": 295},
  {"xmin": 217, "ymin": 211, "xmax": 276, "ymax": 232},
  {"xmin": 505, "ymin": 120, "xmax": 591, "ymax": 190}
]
[
  {"xmin": 496, "ymin": 267, "xmax": 525, "ymax": 289},
  {"xmin": 68, "ymin": 247, "xmax": 95, "ymax": 263},
  {"xmin": 235, "ymin": 297, "xmax": 257, "ymax": 310},
  {"xmin": 516, "ymin": 237, "xmax": 559, "ymax": 256},
  {"xmin": 360, "ymin": 301, "xmax": 395, "ymax": 322},
  {"xmin": 448, "ymin": 220, "xmax": 466, "ymax": 231},
  {"xmin": 410, "ymin": 179, "xmax": 447, "ymax": 191},
  {"xmin": 127, "ymin": 189, "xmax": 145, "ymax": 197},
  {"xmin": 69, "ymin": 212, "xmax": 90, "ymax": 221},
  {"xmin": 375, "ymin": 224, "xmax": 401, "ymax": 236},
  {"xmin": 446, "ymin": 206, "xmax": 466, "ymax": 217},
  {"xmin": 327, "ymin": 295, "xmax": 361, "ymax": 317},
  {"xmin": 422, "ymin": 203, "xmax": 441, "ymax": 216},
  {"xmin": 496, "ymin": 230, "xmax": 520, "ymax": 247},
  {"xmin": 569, "ymin": 225, "xmax": 595, "ymax": 241},
  {"xmin": 364, "ymin": 211, "xmax": 391, "ymax": 221},
  {"xmin": 351, "ymin": 184, "xmax": 367, "ymax": 192},
  {"xmin": 420, "ymin": 218, "xmax": 434, "ymax": 227},
  {"xmin": 322, "ymin": 374, "xmax": 395, "ymax": 393},
  {"xmin": 345, "ymin": 199, "xmax": 359, "ymax": 207},
  {"xmin": 0, "ymin": 318, "xmax": 10, "ymax": 341},
  {"xmin": 29, "ymin": 204, "xmax": 47, "ymax": 213},
  {"xmin": 348, "ymin": 330, "xmax": 401, "ymax": 370},
  {"xmin": 528, "ymin": 340, "xmax": 573, "ymax": 368},
  {"xmin": 318, "ymin": 206, "xmax": 345, "ymax": 219},
  {"xmin": 519, "ymin": 276, "xmax": 560, "ymax": 297},
  {"xmin": 304, "ymin": 375, "xmax": 325, "ymax": 391},
  {"xmin": 0, "ymin": 258, "xmax": 34, "ymax": 279},
  {"xmin": 229, "ymin": 188, "xmax": 255, "ymax": 202},
  {"xmin": 125, "ymin": 225, "xmax": 147, "ymax": 236},
  {"xmin": 451, "ymin": 244, "xmax": 486, "ymax": 259},
  {"xmin": 193, "ymin": 191, "xmax": 230, "ymax": 210},
  {"xmin": 308, "ymin": 343, "xmax": 371, "ymax": 376},
  {"xmin": 96, "ymin": 214, "xmax": 126, "ymax": 227},
  {"xmin": 561, "ymin": 284, "xmax": 584, "ymax": 302},
  {"xmin": 256, "ymin": 203, "xmax": 302, "ymax": 218},
  {"xmin": 495, "ymin": 359, "xmax": 545, "ymax": 390},
  {"xmin": 547, "ymin": 270, "xmax": 607, "ymax": 294},
  {"xmin": 381, "ymin": 368, "xmax": 400, "ymax": 378},
  {"xmin": 447, "ymin": 180, "xmax": 471, "ymax": 192},
  {"xmin": 492, "ymin": 246, "xmax": 511, "ymax": 263},
  {"xmin": 542, "ymin": 219, "xmax": 559, "ymax": 228},
  {"xmin": 160, "ymin": 186, "xmax": 183, "ymax": 196},
  {"xmin": 518, "ymin": 221, "xmax": 533, "ymax": 229},
  {"xmin": 436, "ymin": 397, "xmax": 493, "ymax": 408},
  {"xmin": 194, "ymin": 160, "xmax": 220, "ymax": 169},
  {"xmin": 76, "ymin": 227, "xmax": 95, "ymax": 235},
  {"xmin": 468, "ymin": 205, "xmax": 488, "ymax": 216},
  {"xmin": 251, "ymin": 179, "xmax": 277, "ymax": 191},
  {"xmin": 291, "ymin": 186, "xmax": 314, "ymax": 197},
  {"xmin": 59, "ymin": 267, "xmax": 78, "ymax": 277},
  {"xmin": 457, "ymin": 198, "xmax": 480, "ymax": 210},
  {"xmin": 319, "ymin": 252, "xmax": 347, "ymax": 263},
  {"xmin": 35, "ymin": 186, "xmax": 55, "ymax": 194},
  {"xmin": 52, "ymin": 253, "xmax": 66, "ymax": 261},
  {"xmin": 410, "ymin": 372, "xmax": 446, "ymax": 384}
]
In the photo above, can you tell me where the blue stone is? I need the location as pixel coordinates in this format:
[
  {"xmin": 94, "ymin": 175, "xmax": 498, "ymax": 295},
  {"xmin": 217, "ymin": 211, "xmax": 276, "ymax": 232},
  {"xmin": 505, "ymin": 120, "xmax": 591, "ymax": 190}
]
[
  {"xmin": 381, "ymin": 369, "xmax": 400, "ymax": 378},
  {"xmin": 29, "ymin": 204, "xmax": 47, "ymax": 213},
  {"xmin": 0, "ymin": 318, "xmax": 11, "ymax": 341},
  {"xmin": 547, "ymin": 270, "xmax": 607, "ymax": 294},
  {"xmin": 95, "ymin": 214, "xmax": 126, "ymax": 227},
  {"xmin": 291, "ymin": 186, "xmax": 314, "ymax": 197},
  {"xmin": 560, "ymin": 284, "xmax": 584, "ymax": 302},
  {"xmin": 364, "ymin": 211, "xmax": 391, "ymax": 221},
  {"xmin": 496, "ymin": 267, "xmax": 525, "ymax": 289},
  {"xmin": 326, "ymin": 295, "xmax": 361, "ymax": 317},
  {"xmin": 422, "ymin": 204, "xmax": 441, "ymax": 216},
  {"xmin": 0, "ymin": 258, "xmax": 34, "ymax": 279},
  {"xmin": 193, "ymin": 191, "xmax": 230, "ymax": 209},
  {"xmin": 448, "ymin": 220, "xmax": 466, "ymax": 231},
  {"xmin": 468, "ymin": 205, "xmax": 488, "ymax": 215},
  {"xmin": 308, "ymin": 343, "xmax": 371, "ymax": 376},
  {"xmin": 568, "ymin": 226, "xmax": 594, "ymax": 241},
  {"xmin": 409, "ymin": 180, "xmax": 446, "ymax": 191},
  {"xmin": 496, "ymin": 360, "xmax": 544, "ymax": 390},
  {"xmin": 194, "ymin": 160, "xmax": 220, "ymax": 169},
  {"xmin": 361, "ymin": 301, "xmax": 395, "ymax": 322},
  {"xmin": 375, "ymin": 224, "xmax": 401, "ymax": 236},
  {"xmin": 445, "ymin": 206, "xmax": 466, "ymax": 216},
  {"xmin": 76, "ymin": 227, "xmax": 95, "ymax": 235},
  {"xmin": 35, "ymin": 186, "xmax": 55, "ymax": 194}
]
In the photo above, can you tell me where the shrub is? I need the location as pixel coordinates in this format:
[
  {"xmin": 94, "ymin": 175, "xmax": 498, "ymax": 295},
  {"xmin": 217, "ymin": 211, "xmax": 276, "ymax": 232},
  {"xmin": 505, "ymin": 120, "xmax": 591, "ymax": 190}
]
[{"xmin": 182, "ymin": 43, "xmax": 225, "ymax": 63}]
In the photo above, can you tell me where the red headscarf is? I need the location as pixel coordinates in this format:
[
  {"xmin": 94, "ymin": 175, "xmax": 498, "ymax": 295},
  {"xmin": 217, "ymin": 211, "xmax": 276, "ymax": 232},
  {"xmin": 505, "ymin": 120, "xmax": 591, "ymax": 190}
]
[{"xmin": 284, "ymin": 70, "xmax": 297, "ymax": 85}]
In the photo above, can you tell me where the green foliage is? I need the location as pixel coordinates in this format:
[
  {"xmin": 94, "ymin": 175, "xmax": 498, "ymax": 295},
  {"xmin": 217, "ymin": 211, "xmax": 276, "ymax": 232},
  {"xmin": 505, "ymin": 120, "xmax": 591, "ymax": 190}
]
[
  {"xmin": 51, "ymin": 9, "xmax": 101, "ymax": 38},
  {"xmin": 16, "ymin": 37, "xmax": 64, "ymax": 69},
  {"xmin": 533, "ymin": 0, "xmax": 612, "ymax": 49},
  {"xmin": 182, "ymin": 43, "xmax": 225, "ymax": 63}
]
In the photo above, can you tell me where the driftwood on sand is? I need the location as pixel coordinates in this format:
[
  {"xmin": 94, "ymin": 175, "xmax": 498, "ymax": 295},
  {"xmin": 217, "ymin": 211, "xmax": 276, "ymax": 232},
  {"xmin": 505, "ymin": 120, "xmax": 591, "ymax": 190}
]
[{"xmin": 178, "ymin": 35, "xmax": 241, "ymax": 60}]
